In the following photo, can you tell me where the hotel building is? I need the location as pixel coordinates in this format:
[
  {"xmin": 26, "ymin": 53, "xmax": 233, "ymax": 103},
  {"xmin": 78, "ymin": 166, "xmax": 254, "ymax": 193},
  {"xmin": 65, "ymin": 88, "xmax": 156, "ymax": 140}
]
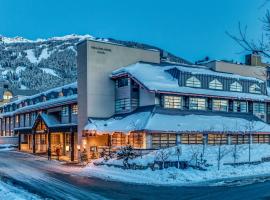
[{"xmin": 1, "ymin": 39, "xmax": 270, "ymax": 160}]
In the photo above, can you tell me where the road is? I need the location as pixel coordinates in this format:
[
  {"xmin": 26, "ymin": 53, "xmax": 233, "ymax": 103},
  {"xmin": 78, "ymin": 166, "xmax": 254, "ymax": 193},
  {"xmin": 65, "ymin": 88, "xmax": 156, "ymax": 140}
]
[{"xmin": 0, "ymin": 151, "xmax": 270, "ymax": 200}]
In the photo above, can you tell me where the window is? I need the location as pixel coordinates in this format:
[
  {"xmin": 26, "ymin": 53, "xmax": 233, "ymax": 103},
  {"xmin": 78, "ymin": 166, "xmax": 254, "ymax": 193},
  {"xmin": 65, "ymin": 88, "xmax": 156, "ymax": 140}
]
[
  {"xmin": 3, "ymin": 91, "xmax": 12, "ymax": 100},
  {"xmin": 212, "ymin": 99, "xmax": 228, "ymax": 111},
  {"xmin": 181, "ymin": 134, "xmax": 203, "ymax": 144},
  {"xmin": 249, "ymin": 84, "xmax": 261, "ymax": 94},
  {"xmin": 62, "ymin": 106, "xmax": 69, "ymax": 116},
  {"xmin": 253, "ymin": 102, "xmax": 265, "ymax": 114},
  {"xmin": 186, "ymin": 76, "xmax": 201, "ymax": 88},
  {"xmin": 112, "ymin": 133, "xmax": 127, "ymax": 147},
  {"xmin": 152, "ymin": 133, "xmax": 177, "ymax": 148},
  {"xmin": 115, "ymin": 98, "xmax": 131, "ymax": 112},
  {"xmin": 233, "ymin": 101, "xmax": 247, "ymax": 113},
  {"xmin": 128, "ymin": 132, "xmax": 145, "ymax": 148},
  {"xmin": 230, "ymin": 81, "xmax": 242, "ymax": 92},
  {"xmin": 15, "ymin": 115, "xmax": 19, "ymax": 123},
  {"xmin": 162, "ymin": 96, "xmax": 182, "ymax": 109},
  {"xmin": 72, "ymin": 104, "xmax": 78, "ymax": 114},
  {"xmin": 117, "ymin": 78, "xmax": 129, "ymax": 88},
  {"xmin": 189, "ymin": 97, "xmax": 206, "ymax": 110},
  {"xmin": 253, "ymin": 134, "xmax": 270, "ymax": 144},
  {"xmin": 209, "ymin": 79, "xmax": 223, "ymax": 90},
  {"xmin": 231, "ymin": 135, "xmax": 250, "ymax": 144},
  {"xmin": 208, "ymin": 134, "xmax": 228, "ymax": 145},
  {"xmin": 25, "ymin": 113, "xmax": 30, "ymax": 121}
]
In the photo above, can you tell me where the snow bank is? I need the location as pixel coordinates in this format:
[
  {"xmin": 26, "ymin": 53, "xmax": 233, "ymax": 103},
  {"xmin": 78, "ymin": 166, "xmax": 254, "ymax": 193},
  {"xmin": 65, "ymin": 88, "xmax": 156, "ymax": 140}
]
[
  {"xmin": 81, "ymin": 144, "xmax": 270, "ymax": 186},
  {"xmin": 0, "ymin": 144, "xmax": 17, "ymax": 151}
]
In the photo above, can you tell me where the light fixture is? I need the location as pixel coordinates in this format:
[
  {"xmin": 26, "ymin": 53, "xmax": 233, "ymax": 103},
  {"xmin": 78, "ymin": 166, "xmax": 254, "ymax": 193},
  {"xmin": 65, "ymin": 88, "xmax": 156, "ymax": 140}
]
[{"xmin": 66, "ymin": 146, "xmax": 70, "ymax": 152}]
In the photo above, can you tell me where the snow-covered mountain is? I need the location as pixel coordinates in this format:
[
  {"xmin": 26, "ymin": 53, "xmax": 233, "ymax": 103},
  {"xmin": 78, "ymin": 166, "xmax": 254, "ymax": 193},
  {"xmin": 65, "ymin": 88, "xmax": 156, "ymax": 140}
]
[{"xmin": 0, "ymin": 34, "xmax": 190, "ymax": 92}]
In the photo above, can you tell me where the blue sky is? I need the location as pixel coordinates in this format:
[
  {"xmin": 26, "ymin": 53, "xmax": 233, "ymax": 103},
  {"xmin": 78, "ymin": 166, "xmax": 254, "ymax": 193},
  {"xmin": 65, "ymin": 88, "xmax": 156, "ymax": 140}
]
[{"xmin": 0, "ymin": 0, "xmax": 268, "ymax": 62}]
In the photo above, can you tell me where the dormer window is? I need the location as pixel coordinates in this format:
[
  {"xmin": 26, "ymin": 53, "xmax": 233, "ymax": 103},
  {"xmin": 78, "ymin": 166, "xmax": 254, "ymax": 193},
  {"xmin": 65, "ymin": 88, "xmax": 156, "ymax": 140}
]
[
  {"xmin": 249, "ymin": 84, "xmax": 261, "ymax": 94},
  {"xmin": 230, "ymin": 81, "xmax": 242, "ymax": 92},
  {"xmin": 117, "ymin": 78, "xmax": 129, "ymax": 88},
  {"xmin": 186, "ymin": 76, "xmax": 201, "ymax": 88},
  {"xmin": 209, "ymin": 79, "xmax": 223, "ymax": 90}
]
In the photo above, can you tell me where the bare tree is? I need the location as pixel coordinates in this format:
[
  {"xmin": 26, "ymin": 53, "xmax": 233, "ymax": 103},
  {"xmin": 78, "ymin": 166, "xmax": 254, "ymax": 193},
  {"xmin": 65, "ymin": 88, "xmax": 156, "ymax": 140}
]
[
  {"xmin": 245, "ymin": 120, "xmax": 256, "ymax": 163},
  {"xmin": 215, "ymin": 125, "xmax": 232, "ymax": 170},
  {"xmin": 175, "ymin": 146, "xmax": 182, "ymax": 169},
  {"xmin": 227, "ymin": 4, "xmax": 270, "ymax": 59},
  {"xmin": 155, "ymin": 149, "xmax": 170, "ymax": 169}
]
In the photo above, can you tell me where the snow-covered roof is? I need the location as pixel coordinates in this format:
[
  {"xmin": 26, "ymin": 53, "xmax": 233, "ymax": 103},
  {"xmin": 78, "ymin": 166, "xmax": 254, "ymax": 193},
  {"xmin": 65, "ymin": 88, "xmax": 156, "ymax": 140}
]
[
  {"xmin": 0, "ymin": 94, "xmax": 77, "ymax": 117},
  {"xmin": 38, "ymin": 113, "xmax": 77, "ymax": 128},
  {"xmin": 111, "ymin": 62, "xmax": 269, "ymax": 101},
  {"xmin": 84, "ymin": 107, "xmax": 270, "ymax": 134},
  {"xmin": 2, "ymin": 82, "xmax": 77, "ymax": 108}
]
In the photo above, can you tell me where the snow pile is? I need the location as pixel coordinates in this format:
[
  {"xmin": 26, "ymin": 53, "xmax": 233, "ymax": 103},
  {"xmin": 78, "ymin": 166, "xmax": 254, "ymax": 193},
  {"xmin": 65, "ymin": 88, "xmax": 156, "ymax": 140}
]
[
  {"xmin": 0, "ymin": 144, "xmax": 17, "ymax": 151},
  {"xmin": 81, "ymin": 144, "xmax": 270, "ymax": 186}
]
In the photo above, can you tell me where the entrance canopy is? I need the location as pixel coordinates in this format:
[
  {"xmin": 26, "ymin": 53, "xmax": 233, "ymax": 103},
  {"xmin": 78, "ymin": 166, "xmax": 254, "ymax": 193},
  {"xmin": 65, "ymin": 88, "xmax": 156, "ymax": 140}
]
[{"xmin": 84, "ymin": 106, "xmax": 270, "ymax": 134}]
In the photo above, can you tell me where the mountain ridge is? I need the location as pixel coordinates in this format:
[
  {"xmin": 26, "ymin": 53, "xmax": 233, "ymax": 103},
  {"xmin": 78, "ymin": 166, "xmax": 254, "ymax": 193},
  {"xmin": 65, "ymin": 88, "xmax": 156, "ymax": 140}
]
[{"xmin": 0, "ymin": 34, "xmax": 191, "ymax": 94}]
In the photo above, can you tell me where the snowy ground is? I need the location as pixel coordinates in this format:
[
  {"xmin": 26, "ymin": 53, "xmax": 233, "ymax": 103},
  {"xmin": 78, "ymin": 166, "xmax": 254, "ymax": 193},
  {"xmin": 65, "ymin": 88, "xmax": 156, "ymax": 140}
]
[
  {"xmin": 0, "ymin": 145, "xmax": 42, "ymax": 199},
  {"xmin": 0, "ymin": 181, "xmax": 42, "ymax": 200},
  {"xmin": 0, "ymin": 144, "xmax": 17, "ymax": 151},
  {"xmin": 80, "ymin": 144, "xmax": 270, "ymax": 186}
]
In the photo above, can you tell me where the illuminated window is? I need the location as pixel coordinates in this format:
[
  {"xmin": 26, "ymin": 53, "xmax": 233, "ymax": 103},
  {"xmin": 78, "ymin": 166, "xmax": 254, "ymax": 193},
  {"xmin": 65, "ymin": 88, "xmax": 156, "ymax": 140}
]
[
  {"xmin": 230, "ymin": 82, "xmax": 242, "ymax": 92},
  {"xmin": 209, "ymin": 79, "xmax": 223, "ymax": 90},
  {"xmin": 15, "ymin": 115, "xmax": 19, "ymax": 123},
  {"xmin": 186, "ymin": 76, "xmax": 201, "ymax": 88},
  {"xmin": 3, "ymin": 91, "xmax": 12, "ymax": 100},
  {"xmin": 162, "ymin": 96, "xmax": 182, "ymax": 109},
  {"xmin": 72, "ymin": 104, "xmax": 78, "ymax": 114},
  {"xmin": 249, "ymin": 84, "xmax": 261, "ymax": 94}
]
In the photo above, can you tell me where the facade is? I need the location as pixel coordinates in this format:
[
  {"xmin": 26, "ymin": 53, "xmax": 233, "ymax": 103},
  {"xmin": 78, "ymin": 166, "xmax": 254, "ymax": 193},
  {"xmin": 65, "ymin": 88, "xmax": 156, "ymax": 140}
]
[
  {"xmin": 0, "ymin": 83, "xmax": 78, "ymax": 160},
  {"xmin": 1, "ymin": 38, "xmax": 270, "ymax": 161},
  {"xmin": 77, "ymin": 39, "xmax": 270, "ymax": 159}
]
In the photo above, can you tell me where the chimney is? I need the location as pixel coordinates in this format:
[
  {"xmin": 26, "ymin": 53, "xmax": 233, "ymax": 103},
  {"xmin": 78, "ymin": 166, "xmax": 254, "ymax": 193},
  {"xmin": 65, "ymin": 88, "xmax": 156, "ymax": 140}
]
[{"xmin": 245, "ymin": 52, "xmax": 262, "ymax": 66}]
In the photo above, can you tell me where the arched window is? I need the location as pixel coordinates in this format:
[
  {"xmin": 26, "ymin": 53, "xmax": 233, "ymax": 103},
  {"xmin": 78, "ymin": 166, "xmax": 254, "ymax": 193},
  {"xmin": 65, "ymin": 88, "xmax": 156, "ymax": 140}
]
[
  {"xmin": 249, "ymin": 84, "xmax": 261, "ymax": 94},
  {"xmin": 186, "ymin": 76, "xmax": 201, "ymax": 88},
  {"xmin": 230, "ymin": 81, "xmax": 242, "ymax": 92},
  {"xmin": 209, "ymin": 79, "xmax": 223, "ymax": 90}
]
